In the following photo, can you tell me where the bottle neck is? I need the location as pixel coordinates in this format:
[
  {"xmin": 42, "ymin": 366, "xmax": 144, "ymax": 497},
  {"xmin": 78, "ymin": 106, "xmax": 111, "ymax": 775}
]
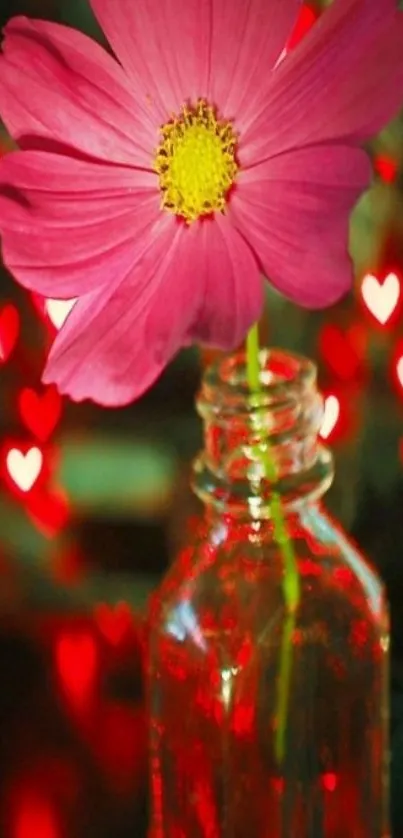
[{"xmin": 192, "ymin": 349, "xmax": 333, "ymax": 520}]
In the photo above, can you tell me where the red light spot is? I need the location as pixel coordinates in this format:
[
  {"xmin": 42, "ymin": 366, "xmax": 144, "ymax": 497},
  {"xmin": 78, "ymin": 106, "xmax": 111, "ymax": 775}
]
[
  {"xmin": 231, "ymin": 702, "xmax": 255, "ymax": 737},
  {"xmin": 26, "ymin": 485, "xmax": 70, "ymax": 538},
  {"xmin": 322, "ymin": 772, "xmax": 338, "ymax": 792},
  {"xmin": 350, "ymin": 620, "xmax": 369, "ymax": 650},
  {"xmin": 13, "ymin": 793, "xmax": 60, "ymax": 838},
  {"xmin": 0, "ymin": 303, "xmax": 19, "ymax": 363},
  {"xmin": 193, "ymin": 780, "xmax": 219, "ymax": 838},
  {"xmin": 55, "ymin": 631, "xmax": 98, "ymax": 709},
  {"xmin": 299, "ymin": 559, "xmax": 322, "ymax": 577},
  {"xmin": 269, "ymin": 354, "xmax": 300, "ymax": 382},
  {"xmin": 374, "ymin": 155, "xmax": 398, "ymax": 184},
  {"xmin": 287, "ymin": 4, "xmax": 317, "ymax": 51},
  {"xmin": 235, "ymin": 637, "xmax": 253, "ymax": 668},
  {"xmin": 272, "ymin": 777, "xmax": 285, "ymax": 794},
  {"xmin": 333, "ymin": 567, "xmax": 354, "ymax": 587}
]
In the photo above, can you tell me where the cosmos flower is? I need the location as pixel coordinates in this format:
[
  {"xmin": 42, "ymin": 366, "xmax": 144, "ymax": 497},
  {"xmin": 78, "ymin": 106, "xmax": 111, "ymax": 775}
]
[{"xmin": 0, "ymin": 0, "xmax": 402, "ymax": 405}]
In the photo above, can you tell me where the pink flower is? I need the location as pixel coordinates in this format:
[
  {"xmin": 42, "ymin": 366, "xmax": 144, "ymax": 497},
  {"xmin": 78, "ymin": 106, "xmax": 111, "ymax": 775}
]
[{"xmin": 0, "ymin": 0, "xmax": 402, "ymax": 405}]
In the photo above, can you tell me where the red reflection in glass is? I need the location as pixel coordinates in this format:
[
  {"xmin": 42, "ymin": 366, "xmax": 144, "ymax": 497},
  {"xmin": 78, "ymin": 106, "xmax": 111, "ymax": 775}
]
[
  {"xmin": 13, "ymin": 792, "xmax": 60, "ymax": 838},
  {"xmin": 193, "ymin": 779, "xmax": 219, "ymax": 838},
  {"xmin": 231, "ymin": 702, "xmax": 255, "ymax": 738},
  {"xmin": 299, "ymin": 559, "xmax": 322, "ymax": 577},
  {"xmin": 333, "ymin": 567, "xmax": 354, "ymax": 588},
  {"xmin": 350, "ymin": 619, "xmax": 369, "ymax": 651}
]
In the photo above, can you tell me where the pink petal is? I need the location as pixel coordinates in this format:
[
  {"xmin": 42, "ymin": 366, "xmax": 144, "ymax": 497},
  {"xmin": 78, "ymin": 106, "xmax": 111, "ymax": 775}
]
[
  {"xmin": 90, "ymin": 0, "xmax": 213, "ymax": 118},
  {"xmin": 184, "ymin": 215, "xmax": 263, "ymax": 348},
  {"xmin": 42, "ymin": 217, "xmax": 201, "ymax": 406},
  {"xmin": 241, "ymin": 0, "xmax": 403, "ymax": 166},
  {"xmin": 42, "ymin": 208, "xmax": 263, "ymax": 406},
  {"xmin": 0, "ymin": 150, "xmax": 160, "ymax": 298},
  {"xmin": 90, "ymin": 0, "xmax": 299, "ymax": 123},
  {"xmin": 229, "ymin": 145, "xmax": 371, "ymax": 307},
  {"xmin": 208, "ymin": 0, "xmax": 300, "ymax": 126},
  {"xmin": 0, "ymin": 16, "xmax": 156, "ymax": 167}
]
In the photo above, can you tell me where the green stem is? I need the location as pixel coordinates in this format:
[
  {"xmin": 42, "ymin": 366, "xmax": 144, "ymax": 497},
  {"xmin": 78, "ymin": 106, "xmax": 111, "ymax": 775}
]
[
  {"xmin": 245, "ymin": 323, "xmax": 301, "ymax": 763},
  {"xmin": 246, "ymin": 322, "xmax": 261, "ymax": 393}
]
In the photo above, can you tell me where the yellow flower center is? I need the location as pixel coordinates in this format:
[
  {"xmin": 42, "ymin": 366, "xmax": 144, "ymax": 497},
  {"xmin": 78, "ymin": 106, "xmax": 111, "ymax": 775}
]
[{"xmin": 154, "ymin": 100, "xmax": 238, "ymax": 224}]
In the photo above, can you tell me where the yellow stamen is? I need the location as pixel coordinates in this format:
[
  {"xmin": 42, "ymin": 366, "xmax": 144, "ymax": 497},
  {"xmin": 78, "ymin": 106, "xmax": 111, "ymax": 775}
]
[{"xmin": 154, "ymin": 99, "xmax": 238, "ymax": 224}]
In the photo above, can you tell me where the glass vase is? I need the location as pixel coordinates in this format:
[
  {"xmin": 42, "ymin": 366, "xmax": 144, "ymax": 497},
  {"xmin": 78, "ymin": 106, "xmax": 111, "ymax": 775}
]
[{"xmin": 148, "ymin": 349, "xmax": 389, "ymax": 838}]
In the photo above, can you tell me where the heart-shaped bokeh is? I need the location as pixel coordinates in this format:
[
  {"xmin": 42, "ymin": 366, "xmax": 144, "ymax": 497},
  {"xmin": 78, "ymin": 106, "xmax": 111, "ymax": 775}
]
[
  {"xmin": 319, "ymin": 323, "xmax": 368, "ymax": 382},
  {"xmin": 6, "ymin": 446, "xmax": 43, "ymax": 493},
  {"xmin": 19, "ymin": 386, "xmax": 62, "ymax": 442},
  {"xmin": 95, "ymin": 602, "xmax": 134, "ymax": 647},
  {"xmin": 361, "ymin": 272, "xmax": 401, "ymax": 326},
  {"xmin": 26, "ymin": 485, "xmax": 70, "ymax": 538}
]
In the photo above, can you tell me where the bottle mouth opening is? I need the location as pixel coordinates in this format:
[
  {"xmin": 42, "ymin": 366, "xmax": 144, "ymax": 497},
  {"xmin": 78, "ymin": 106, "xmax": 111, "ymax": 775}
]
[
  {"xmin": 194, "ymin": 348, "xmax": 332, "ymax": 511},
  {"xmin": 200, "ymin": 348, "xmax": 317, "ymax": 414}
]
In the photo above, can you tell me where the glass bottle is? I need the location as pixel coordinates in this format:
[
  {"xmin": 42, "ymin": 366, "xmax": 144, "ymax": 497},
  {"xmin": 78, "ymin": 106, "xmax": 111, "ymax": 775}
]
[{"xmin": 148, "ymin": 349, "xmax": 389, "ymax": 838}]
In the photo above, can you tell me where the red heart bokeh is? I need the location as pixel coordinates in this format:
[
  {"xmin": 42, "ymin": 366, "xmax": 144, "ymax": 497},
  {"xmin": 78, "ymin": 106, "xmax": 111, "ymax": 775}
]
[
  {"xmin": 319, "ymin": 323, "xmax": 368, "ymax": 382},
  {"xmin": 95, "ymin": 602, "xmax": 134, "ymax": 647},
  {"xmin": 19, "ymin": 386, "xmax": 62, "ymax": 442},
  {"xmin": 26, "ymin": 485, "xmax": 70, "ymax": 538}
]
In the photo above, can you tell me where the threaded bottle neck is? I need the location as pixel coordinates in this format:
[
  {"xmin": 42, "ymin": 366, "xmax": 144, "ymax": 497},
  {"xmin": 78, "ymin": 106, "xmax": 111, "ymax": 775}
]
[{"xmin": 192, "ymin": 348, "xmax": 334, "ymax": 518}]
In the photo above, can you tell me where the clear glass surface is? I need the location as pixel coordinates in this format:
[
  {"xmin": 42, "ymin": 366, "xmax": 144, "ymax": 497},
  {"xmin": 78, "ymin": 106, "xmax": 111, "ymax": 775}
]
[{"xmin": 148, "ymin": 350, "xmax": 390, "ymax": 838}]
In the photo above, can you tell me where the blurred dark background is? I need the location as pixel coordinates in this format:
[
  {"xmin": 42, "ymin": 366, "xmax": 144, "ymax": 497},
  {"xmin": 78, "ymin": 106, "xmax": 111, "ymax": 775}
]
[{"xmin": 1, "ymin": 1, "xmax": 403, "ymax": 836}]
